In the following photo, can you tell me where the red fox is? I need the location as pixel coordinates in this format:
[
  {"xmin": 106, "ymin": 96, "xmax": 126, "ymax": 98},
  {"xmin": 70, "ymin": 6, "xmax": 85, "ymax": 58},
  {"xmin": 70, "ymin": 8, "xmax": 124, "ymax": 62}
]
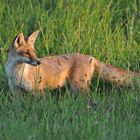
[{"xmin": 5, "ymin": 30, "xmax": 140, "ymax": 96}]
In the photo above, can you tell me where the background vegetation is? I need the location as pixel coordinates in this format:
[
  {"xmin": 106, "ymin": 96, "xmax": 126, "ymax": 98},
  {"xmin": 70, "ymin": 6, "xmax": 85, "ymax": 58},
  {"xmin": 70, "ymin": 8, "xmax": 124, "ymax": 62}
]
[{"xmin": 0, "ymin": 0, "xmax": 140, "ymax": 139}]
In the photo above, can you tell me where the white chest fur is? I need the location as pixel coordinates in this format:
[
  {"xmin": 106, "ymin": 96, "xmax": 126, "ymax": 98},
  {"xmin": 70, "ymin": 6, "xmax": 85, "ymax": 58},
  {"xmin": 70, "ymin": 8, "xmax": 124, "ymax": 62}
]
[{"xmin": 5, "ymin": 58, "xmax": 33, "ymax": 93}]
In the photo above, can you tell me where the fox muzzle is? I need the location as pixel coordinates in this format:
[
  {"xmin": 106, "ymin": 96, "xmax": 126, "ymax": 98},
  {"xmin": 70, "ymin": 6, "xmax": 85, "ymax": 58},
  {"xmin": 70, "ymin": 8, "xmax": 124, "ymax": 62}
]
[{"xmin": 27, "ymin": 59, "xmax": 40, "ymax": 66}]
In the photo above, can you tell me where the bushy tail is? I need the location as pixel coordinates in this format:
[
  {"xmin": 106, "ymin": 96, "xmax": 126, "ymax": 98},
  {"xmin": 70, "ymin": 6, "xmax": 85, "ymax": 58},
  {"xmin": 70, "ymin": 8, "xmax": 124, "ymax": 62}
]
[{"xmin": 94, "ymin": 59, "xmax": 140, "ymax": 86}]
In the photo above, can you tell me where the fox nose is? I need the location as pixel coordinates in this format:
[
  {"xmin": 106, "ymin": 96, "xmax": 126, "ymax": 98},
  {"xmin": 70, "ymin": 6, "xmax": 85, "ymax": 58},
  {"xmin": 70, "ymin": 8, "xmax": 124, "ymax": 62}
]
[
  {"xmin": 29, "ymin": 59, "xmax": 40, "ymax": 66},
  {"xmin": 37, "ymin": 60, "xmax": 40, "ymax": 65}
]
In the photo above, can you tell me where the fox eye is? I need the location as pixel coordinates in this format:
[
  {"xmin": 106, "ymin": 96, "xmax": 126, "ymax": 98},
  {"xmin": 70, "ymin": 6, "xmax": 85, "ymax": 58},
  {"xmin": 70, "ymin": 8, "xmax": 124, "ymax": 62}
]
[
  {"xmin": 25, "ymin": 50, "xmax": 30, "ymax": 54},
  {"xmin": 21, "ymin": 51, "xmax": 30, "ymax": 56}
]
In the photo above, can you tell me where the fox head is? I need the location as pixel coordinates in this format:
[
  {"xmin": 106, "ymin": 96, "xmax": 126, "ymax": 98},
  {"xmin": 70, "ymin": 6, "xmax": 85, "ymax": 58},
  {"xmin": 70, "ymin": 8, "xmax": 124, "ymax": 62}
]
[{"xmin": 9, "ymin": 30, "xmax": 40, "ymax": 66}]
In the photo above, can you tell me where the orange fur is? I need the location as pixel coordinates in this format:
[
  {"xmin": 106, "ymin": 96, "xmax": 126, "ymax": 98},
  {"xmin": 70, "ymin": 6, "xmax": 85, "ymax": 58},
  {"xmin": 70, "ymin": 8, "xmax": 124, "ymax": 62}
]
[{"xmin": 5, "ymin": 30, "xmax": 140, "ymax": 96}]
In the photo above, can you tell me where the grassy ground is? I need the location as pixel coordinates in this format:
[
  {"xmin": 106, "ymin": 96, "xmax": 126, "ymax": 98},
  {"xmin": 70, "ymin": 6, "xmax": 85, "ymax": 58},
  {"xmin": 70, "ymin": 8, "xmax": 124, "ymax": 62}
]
[{"xmin": 1, "ymin": 0, "xmax": 140, "ymax": 139}]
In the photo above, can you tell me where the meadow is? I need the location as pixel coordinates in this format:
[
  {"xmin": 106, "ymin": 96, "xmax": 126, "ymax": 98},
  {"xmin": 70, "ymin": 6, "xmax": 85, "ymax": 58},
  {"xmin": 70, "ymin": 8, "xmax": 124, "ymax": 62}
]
[{"xmin": 0, "ymin": 0, "xmax": 140, "ymax": 139}]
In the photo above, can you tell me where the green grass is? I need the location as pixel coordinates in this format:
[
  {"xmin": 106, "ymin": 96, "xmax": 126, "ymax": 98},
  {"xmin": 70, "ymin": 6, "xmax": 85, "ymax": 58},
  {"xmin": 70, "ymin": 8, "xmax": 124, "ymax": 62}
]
[{"xmin": 1, "ymin": 0, "xmax": 140, "ymax": 139}]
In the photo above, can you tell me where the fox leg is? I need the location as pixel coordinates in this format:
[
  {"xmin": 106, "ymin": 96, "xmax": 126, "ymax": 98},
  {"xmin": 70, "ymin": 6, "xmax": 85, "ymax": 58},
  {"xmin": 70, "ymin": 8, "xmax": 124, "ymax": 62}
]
[
  {"xmin": 9, "ymin": 86, "xmax": 18, "ymax": 97},
  {"xmin": 37, "ymin": 87, "xmax": 45, "ymax": 95},
  {"xmin": 9, "ymin": 84, "xmax": 25, "ymax": 98},
  {"xmin": 69, "ymin": 76, "xmax": 90, "ymax": 95},
  {"xmin": 24, "ymin": 84, "xmax": 44, "ymax": 96},
  {"xmin": 69, "ymin": 68, "xmax": 94, "ymax": 94},
  {"xmin": 30, "ymin": 90, "xmax": 44, "ymax": 96},
  {"xmin": 37, "ymin": 79, "xmax": 46, "ymax": 95},
  {"xmin": 8, "ymin": 79, "xmax": 19, "ymax": 97}
]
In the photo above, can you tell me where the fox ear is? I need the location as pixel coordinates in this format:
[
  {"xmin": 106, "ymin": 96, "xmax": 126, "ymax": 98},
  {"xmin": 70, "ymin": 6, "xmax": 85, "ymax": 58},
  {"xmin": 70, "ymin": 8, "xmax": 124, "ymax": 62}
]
[
  {"xmin": 14, "ymin": 33, "xmax": 25, "ymax": 48},
  {"xmin": 28, "ymin": 30, "xmax": 40, "ymax": 45}
]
